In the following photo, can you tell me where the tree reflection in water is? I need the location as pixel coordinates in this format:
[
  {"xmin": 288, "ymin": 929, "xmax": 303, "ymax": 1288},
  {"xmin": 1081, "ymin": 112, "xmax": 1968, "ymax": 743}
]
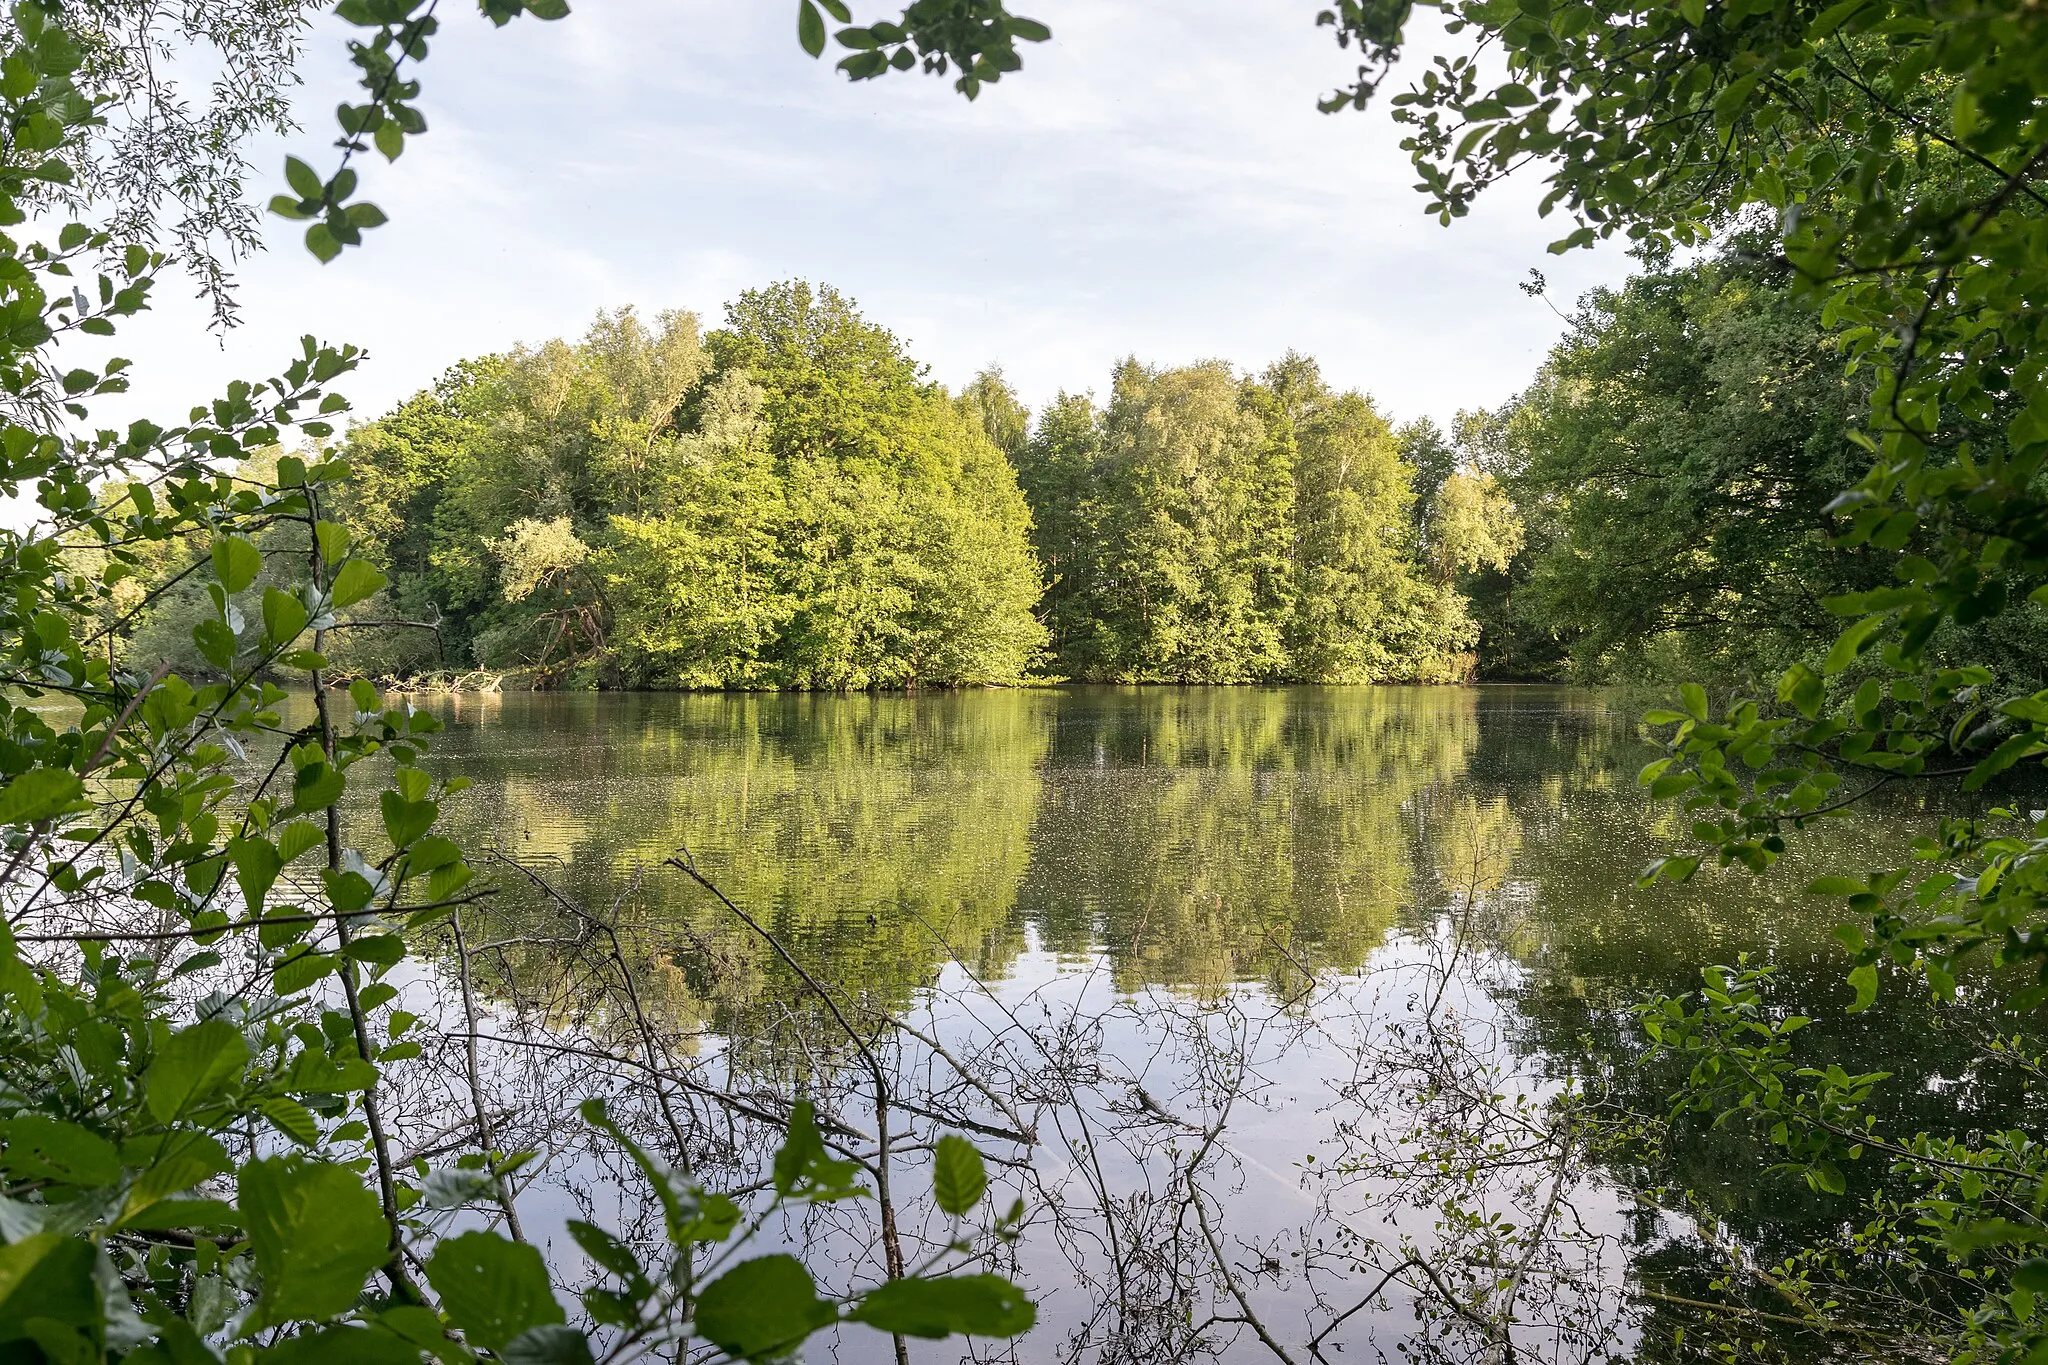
[{"xmin": 340, "ymin": 687, "xmax": 1975, "ymax": 1362}]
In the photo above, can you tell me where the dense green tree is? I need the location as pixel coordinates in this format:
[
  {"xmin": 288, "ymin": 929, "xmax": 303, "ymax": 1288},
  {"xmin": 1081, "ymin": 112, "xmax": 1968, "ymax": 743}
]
[
  {"xmin": 1011, "ymin": 389, "xmax": 1105, "ymax": 669},
  {"xmin": 956, "ymin": 365, "xmax": 1029, "ymax": 459},
  {"xmin": 1501, "ymin": 252, "xmax": 1878, "ymax": 685},
  {"xmin": 1085, "ymin": 358, "xmax": 1291, "ymax": 682},
  {"xmin": 1014, "ymin": 355, "xmax": 1469, "ymax": 683},
  {"xmin": 348, "ymin": 285, "xmax": 1047, "ymax": 688},
  {"xmin": 1328, "ymin": 0, "xmax": 2048, "ymax": 1356},
  {"xmin": 1272, "ymin": 360, "xmax": 1473, "ymax": 682},
  {"xmin": 1396, "ymin": 416, "xmax": 1456, "ymax": 535}
]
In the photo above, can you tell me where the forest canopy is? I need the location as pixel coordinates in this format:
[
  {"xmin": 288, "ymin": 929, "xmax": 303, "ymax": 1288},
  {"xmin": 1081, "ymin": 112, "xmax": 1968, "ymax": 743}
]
[
  {"xmin": 340, "ymin": 283, "xmax": 1046, "ymax": 688},
  {"xmin": 333, "ymin": 284, "xmax": 1501, "ymax": 689},
  {"xmin": 133, "ymin": 256, "xmax": 1992, "ymax": 698},
  {"xmin": 338, "ymin": 263, "xmax": 1992, "ymax": 696}
]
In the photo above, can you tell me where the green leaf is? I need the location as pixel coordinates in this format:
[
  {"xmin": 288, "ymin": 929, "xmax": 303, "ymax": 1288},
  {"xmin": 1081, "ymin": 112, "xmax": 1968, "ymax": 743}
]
[
  {"xmin": 323, "ymin": 868, "xmax": 376, "ymax": 912},
  {"xmin": 0, "ymin": 767, "xmax": 83, "ymax": 826},
  {"xmin": 261, "ymin": 1096, "xmax": 322, "ymax": 1146},
  {"xmin": 1777, "ymin": 662, "xmax": 1824, "ymax": 718},
  {"xmin": 146, "ymin": 1018, "xmax": 250, "ymax": 1122},
  {"xmin": 931, "ymin": 1135, "xmax": 987, "ymax": 1216},
  {"xmin": 284, "ymin": 156, "xmax": 324, "ymax": 200},
  {"xmin": 292, "ymin": 763, "xmax": 346, "ymax": 814},
  {"xmin": 850, "ymin": 1275, "xmax": 1036, "ymax": 1340},
  {"xmin": 305, "ymin": 222, "xmax": 342, "ymax": 263},
  {"xmin": 1823, "ymin": 615, "xmax": 1886, "ymax": 675},
  {"xmin": 255, "ymin": 1324, "xmax": 422, "ymax": 1365},
  {"xmin": 126, "ymin": 1131, "xmax": 234, "ymax": 1209},
  {"xmin": 193, "ymin": 616, "xmax": 237, "ymax": 670},
  {"xmin": 500, "ymin": 1326, "xmax": 595, "ymax": 1365},
  {"xmin": 424, "ymin": 1231, "xmax": 564, "ymax": 1354},
  {"xmin": 1847, "ymin": 961, "xmax": 1878, "ymax": 1013},
  {"xmin": 0, "ymin": 1233, "xmax": 101, "ymax": 1345},
  {"xmin": 231, "ymin": 835, "xmax": 285, "ymax": 915},
  {"xmin": 1678, "ymin": 682, "xmax": 1708, "ymax": 721},
  {"xmin": 2, "ymin": 1114, "xmax": 120, "ymax": 1186},
  {"xmin": 278, "ymin": 820, "xmax": 325, "ymax": 863},
  {"xmin": 341, "ymin": 934, "xmax": 405, "ymax": 968},
  {"xmin": 264, "ymin": 587, "xmax": 309, "ymax": 647},
  {"xmin": 273, "ymin": 951, "xmax": 339, "ymax": 994},
  {"xmin": 1648, "ymin": 771, "xmax": 1696, "ymax": 801},
  {"xmin": 212, "ymin": 535, "xmax": 262, "ymax": 593},
  {"xmin": 406, "ymin": 835, "xmax": 462, "ymax": 874},
  {"xmin": 239, "ymin": 1157, "xmax": 392, "ymax": 1328},
  {"xmin": 116, "ymin": 1197, "xmax": 240, "ymax": 1231},
  {"xmin": 1965, "ymin": 731, "xmax": 2043, "ymax": 791},
  {"xmin": 1637, "ymin": 855, "xmax": 1699, "ymax": 888},
  {"xmin": 1949, "ymin": 1218, "xmax": 2048, "ymax": 1254},
  {"xmin": 315, "ymin": 521, "xmax": 352, "ymax": 562},
  {"xmin": 693, "ymin": 1255, "xmax": 838, "ymax": 1360},
  {"xmin": 567, "ymin": 1221, "xmax": 644, "ymax": 1283},
  {"xmin": 773, "ymin": 1099, "xmax": 827, "ymax": 1195},
  {"xmin": 798, "ymin": 0, "xmax": 826, "ymax": 56},
  {"xmin": 329, "ymin": 558, "xmax": 387, "ymax": 608},
  {"xmin": 380, "ymin": 790, "xmax": 438, "ymax": 848}
]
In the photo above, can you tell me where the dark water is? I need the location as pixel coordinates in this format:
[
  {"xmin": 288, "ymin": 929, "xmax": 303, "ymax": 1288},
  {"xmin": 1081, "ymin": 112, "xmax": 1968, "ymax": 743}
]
[{"xmin": 388, "ymin": 685, "xmax": 1964, "ymax": 1362}]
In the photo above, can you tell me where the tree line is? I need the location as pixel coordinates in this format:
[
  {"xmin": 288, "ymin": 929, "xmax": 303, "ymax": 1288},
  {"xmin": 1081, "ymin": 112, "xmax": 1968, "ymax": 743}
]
[
  {"xmin": 341, "ymin": 250, "xmax": 2048, "ymax": 699},
  {"xmin": 326, "ymin": 283, "xmax": 1524, "ymax": 689},
  {"xmin": 346, "ymin": 251, "xmax": 2037, "ymax": 698},
  {"xmin": 119, "ymin": 247, "xmax": 2048, "ymax": 704}
]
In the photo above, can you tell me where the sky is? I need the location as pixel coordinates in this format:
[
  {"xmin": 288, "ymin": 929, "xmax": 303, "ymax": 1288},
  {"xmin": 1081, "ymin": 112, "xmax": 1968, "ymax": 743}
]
[{"xmin": 77, "ymin": 0, "xmax": 1639, "ymax": 437}]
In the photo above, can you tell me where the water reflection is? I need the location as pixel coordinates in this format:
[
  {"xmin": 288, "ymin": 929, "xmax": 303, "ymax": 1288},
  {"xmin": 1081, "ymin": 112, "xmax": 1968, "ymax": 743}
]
[
  {"xmin": 423, "ymin": 687, "xmax": 1508, "ymax": 998},
  {"xmin": 369, "ymin": 685, "xmax": 1966, "ymax": 1362}
]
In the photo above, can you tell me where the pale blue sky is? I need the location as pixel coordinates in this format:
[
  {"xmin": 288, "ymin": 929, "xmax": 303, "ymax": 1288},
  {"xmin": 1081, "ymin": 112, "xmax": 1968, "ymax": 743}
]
[{"xmin": 86, "ymin": 1, "xmax": 1636, "ymax": 436}]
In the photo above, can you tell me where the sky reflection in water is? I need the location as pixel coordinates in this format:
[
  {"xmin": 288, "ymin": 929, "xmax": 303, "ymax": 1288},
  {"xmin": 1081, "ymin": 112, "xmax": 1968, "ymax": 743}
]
[{"xmin": 394, "ymin": 686, "xmax": 1918, "ymax": 1363}]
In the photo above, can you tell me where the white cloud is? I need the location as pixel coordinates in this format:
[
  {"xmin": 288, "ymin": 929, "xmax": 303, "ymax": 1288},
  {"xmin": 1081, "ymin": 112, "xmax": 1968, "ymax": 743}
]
[{"xmin": 73, "ymin": 0, "xmax": 1637, "ymax": 439}]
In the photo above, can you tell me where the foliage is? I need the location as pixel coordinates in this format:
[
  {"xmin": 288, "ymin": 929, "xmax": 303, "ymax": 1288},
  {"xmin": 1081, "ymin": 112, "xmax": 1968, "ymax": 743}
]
[
  {"xmin": 1016, "ymin": 354, "xmax": 1473, "ymax": 683},
  {"xmin": 1499, "ymin": 249, "xmax": 1885, "ymax": 686},
  {"xmin": 50, "ymin": 0, "xmax": 322, "ymax": 330},
  {"xmin": 1423, "ymin": 468, "xmax": 1521, "ymax": 587},
  {"xmin": 342, "ymin": 286, "xmax": 1047, "ymax": 687},
  {"xmin": 491, "ymin": 516, "xmax": 591, "ymax": 604},
  {"xmin": 1327, "ymin": 0, "xmax": 2048, "ymax": 1355},
  {"xmin": 0, "ymin": 2, "xmax": 1036, "ymax": 1361}
]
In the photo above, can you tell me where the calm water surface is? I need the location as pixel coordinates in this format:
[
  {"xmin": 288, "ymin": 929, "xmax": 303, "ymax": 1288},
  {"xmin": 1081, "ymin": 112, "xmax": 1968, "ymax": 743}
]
[{"xmin": 391, "ymin": 686, "xmax": 1956, "ymax": 1363}]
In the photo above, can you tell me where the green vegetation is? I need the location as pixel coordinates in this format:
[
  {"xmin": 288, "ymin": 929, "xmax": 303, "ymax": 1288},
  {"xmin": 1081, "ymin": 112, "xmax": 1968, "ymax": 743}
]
[
  {"xmin": 334, "ymin": 322, "xmax": 1494, "ymax": 688},
  {"xmin": 0, "ymin": 3, "xmax": 1046, "ymax": 1363},
  {"xmin": 13, "ymin": 0, "xmax": 2048, "ymax": 1357},
  {"xmin": 340, "ymin": 286, "xmax": 1046, "ymax": 688},
  {"xmin": 1477, "ymin": 248, "xmax": 1882, "ymax": 686},
  {"xmin": 1325, "ymin": 0, "xmax": 2048, "ymax": 1358},
  {"xmin": 1016, "ymin": 356, "xmax": 1480, "ymax": 683}
]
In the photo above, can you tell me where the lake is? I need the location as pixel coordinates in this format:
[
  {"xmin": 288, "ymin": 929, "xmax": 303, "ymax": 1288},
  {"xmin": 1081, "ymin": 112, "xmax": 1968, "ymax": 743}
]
[{"xmin": 384, "ymin": 685, "xmax": 1970, "ymax": 1363}]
